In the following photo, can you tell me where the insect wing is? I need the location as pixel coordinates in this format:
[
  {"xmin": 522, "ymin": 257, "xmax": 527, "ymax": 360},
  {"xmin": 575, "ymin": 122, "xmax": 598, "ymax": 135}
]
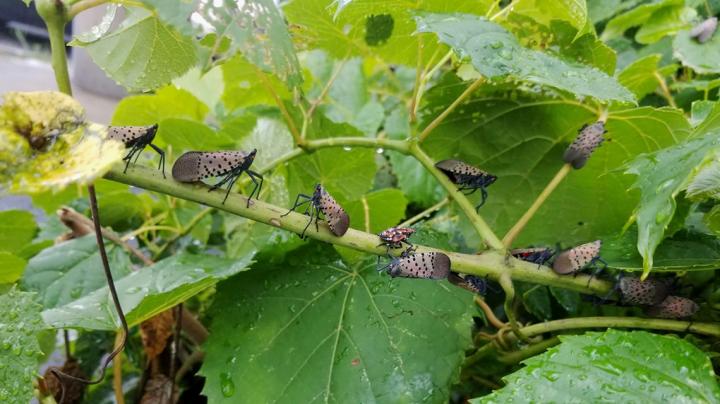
[{"xmin": 389, "ymin": 252, "xmax": 450, "ymax": 279}]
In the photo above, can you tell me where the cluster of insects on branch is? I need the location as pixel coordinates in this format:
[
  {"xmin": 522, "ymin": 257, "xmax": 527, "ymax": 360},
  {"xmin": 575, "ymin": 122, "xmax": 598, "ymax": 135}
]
[{"xmin": 108, "ymin": 119, "xmax": 699, "ymax": 319}]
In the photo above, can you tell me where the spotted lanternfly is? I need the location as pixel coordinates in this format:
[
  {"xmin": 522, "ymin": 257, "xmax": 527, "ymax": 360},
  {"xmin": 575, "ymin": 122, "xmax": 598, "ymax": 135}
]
[
  {"xmin": 171, "ymin": 149, "xmax": 263, "ymax": 207},
  {"xmin": 563, "ymin": 122, "xmax": 606, "ymax": 169},
  {"xmin": 510, "ymin": 247, "xmax": 555, "ymax": 269},
  {"xmin": 378, "ymin": 227, "xmax": 414, "ymax": 250},
  {"xmin": 552, "ymin": 240, "xmax": 606, "ymax": 283},
  {"xmin": 645, "ymin": 295, "xmax": 699, "ymax": 319},
  {"xmin": 282, "ymin": 184, "xmax": 350, "ymax": 238},
  {"xmin": 448, "ymin": 272, "xmax": 487, "ymax": 294},
  {"xmin": 435, "ymin": 159, "xmax": 497, "ymax": 210},
  {"xmin": 108, "ymin": 124, "xmax": 165, "ymax": 177},
  {"xmin": 380, "ymin": 252, "xmax": 451, "ymax": 279},
  {"xmin": 690, "ymin": 17, "xmax": 718, "ymax": 43},
  {"xmin": 617, "ymin": 276, "xmax": 671, "ymax": 306}
]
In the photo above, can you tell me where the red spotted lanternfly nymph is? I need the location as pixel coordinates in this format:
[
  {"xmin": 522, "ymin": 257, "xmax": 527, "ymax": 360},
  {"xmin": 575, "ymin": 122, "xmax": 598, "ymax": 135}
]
[
  {"xmin": 282, "ymin": 184, "xmax": 350, "ymax": 238},
  {"xmin": 435, "ymin": 159, "xmax": 497, "ymax": 210},
  {"xmin": 171, "ymin": 149, "xmax": 263, "ymax": 207},
  {"xmin": 379, "ymin": 252, "xmax": 451, "ymax": 280},
  {"xmin": 510, "ymin": 247, "xmax": 555, "ymax": 269},
  {"xmin": 108, "ymin": 124, "xmax": 165, "ymax": 177}
]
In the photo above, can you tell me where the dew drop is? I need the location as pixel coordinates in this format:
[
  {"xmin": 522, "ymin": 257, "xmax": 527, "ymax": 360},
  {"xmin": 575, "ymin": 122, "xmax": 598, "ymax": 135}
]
[{"xmin": 220, "ymin": 372, "xmax": 236, "ymax": 397}]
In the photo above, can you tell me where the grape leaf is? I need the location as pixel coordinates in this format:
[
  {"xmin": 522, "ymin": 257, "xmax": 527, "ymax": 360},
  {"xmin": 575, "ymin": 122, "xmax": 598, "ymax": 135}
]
[
  {"xmin": 0, "ymin": 253, "xmax": 27, "ymax": 284},
  {"xmin": 507, "ymin": 0, "xmax": 592, "ymax": 39},
  {"xmin": 71, "ymin": 13, "xmax": 197, "ymax": 92},
  {"xmin": 196, "ymin": 0, "xmax": 302, "ymax": 88},
  {"xmin": 587, "ymin": 0, "xmax": 644, "ymax": 23},
  {"xmin": 686, "ymin": 160, "xmax": 720, "ymax": 200},
  {"xmin": 21, "ymin": 234, "xmax": 133, "ymax": 309},
  {"xmin": 601, "ymin": 0, "xmax": 683, "ymax": 41},
  {"xmin": 0, "ymin": 210, "xmax": 36, "ymax": 254},
  {"xmin": 673, "ymin": 26, "xmax": 720, "ymax": 74},
  {"xmin": 0, "ymin": 91, "xmax": 125, "ymax": 194},
  {"xmin": 473, "ymin": 330, "xmax": 720, "ymax": 402},
  {"xmin": 111, "ymin": 86, "xmax": 209, "ymax": 125},
  {"xmin": 200, "ymin": 247, "xmax": 473, "ymax": 403},
  {"xmin": 635, "ymin": 5, "xmax": 695, "ymax": 44},
  {"xmin": 222, "ymin": 54, "xmax": 291, "ymax": 111},
  {"xmin": 172, "ymin": 66, "xmax": 225, "ymax": 111},
  {"xmin": 421, "ymin": 77, "xmax": 690, "ymax": 247},
  {"xmin": 285, "ymin": 0, "xmax": 493, "ymax": 66},
  {"xmin": 617, "ymin": 54, "xmax": 677, "ymax": 99},
  {"xmin": 625, "ymin": 130, "xmax": 720, "ymax": 277},
  {"xmin": 0, "ymin": 287, "xmax": 44, "ymax": 404},
  {"xmin": 42, "ymin": 252, "xmax": 253, "ymax": 330},
  {"xmin": 414, "ymin": 12, "xmax": 635, "ymax": 103}
]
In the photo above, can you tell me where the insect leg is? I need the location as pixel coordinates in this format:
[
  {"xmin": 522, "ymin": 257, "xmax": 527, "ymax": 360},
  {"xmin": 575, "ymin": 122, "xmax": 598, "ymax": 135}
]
[
  {"xmin": 281, "ymin": 194, "xmax": 313, "ymax": 217},
  {"xmin": 247, "ymin": 170, "xmax": 264, "ymax": 201},
  {"xmin": 475, "ymin": 187, "xmax": 489, "ymax": 211},
  {"xmin": 300, "ymin": 204, "xmax": 315, "ymax": 239},
  {"xmin": 149, "ymin": 143, "xmax": 166, "ymax": 178},
  {"xmin": 221, "ymin": 172, "xmax": 242, "ymax": 204}
]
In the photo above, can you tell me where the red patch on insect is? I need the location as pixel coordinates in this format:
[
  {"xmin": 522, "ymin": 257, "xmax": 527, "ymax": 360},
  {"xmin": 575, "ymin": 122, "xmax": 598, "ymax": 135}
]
[{"xmin": 379, "ymin": 227, "xmax": 414, "ymax": 243}]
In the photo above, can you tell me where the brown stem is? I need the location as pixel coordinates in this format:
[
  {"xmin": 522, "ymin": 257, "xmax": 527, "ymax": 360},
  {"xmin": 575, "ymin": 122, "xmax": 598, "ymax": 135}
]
[
  {"xmin": 474, "ymin": 296, "xmax": 506, "ymax": 329},
  {"xmin": 112, "ymin": 332, "xmax": 125, "ymax": 404}
]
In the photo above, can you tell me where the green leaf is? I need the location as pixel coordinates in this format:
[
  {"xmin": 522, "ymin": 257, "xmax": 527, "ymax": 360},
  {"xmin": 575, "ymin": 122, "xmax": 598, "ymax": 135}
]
[
  {"xmin": 691, "ymin": 101, "xmax": 718, "ymax": 127},
  {"xmin": 1, "ymin": 91, "xmax": 125, "ymax": 194},
  {"xmin": 135, "ymin": 0, "xmax": 198, "ymax": 36},
  {"xmin": 344, "ymin": 189, "xmax": 407, "ymax": 233},
  {"xmin": 197, "ymin": 0, "xmax": 302, "ymax": 88},
  {"xmin": 473, "ymin": 330, "xmax": 720, "ymax": 402},
  {"xmin": 21, "ymin": 234, "xmax": 132, "ymax": 309},
  {"xmin": 72, "ymin": 4, "xmax": 118, "ymax": 43},
  {"xmin": 0, "ymin": 210, "xmax": 36, "ymax": 254},
  {"xmin": 287, "ymin": 147, "xmax": 376, "ymax": 203},
  {"xmin": 200, "ymin": 248, "xmax": 473, "ymax": 403},
  {"xmin": 617, "ymin": 54, "xmax": 675, "ymax": 99},
  {"xmin": 508, "ymin": 0, "xmax": 592, "ymax": 39},
  {"xmin": 687, "ymin": 160, "xmax": 720, "ymax": 200},
  {"xmin": 601, "ymin": 0, "xmax": 683, "ymax": 41},
  {"xmin": 111, "ymin": 86, "xmax": 209, "ymax": 125},
  {"xmin": 414, "ymin": 12, "xmax": 635, "ymax": 103},
  {"xmin": 635, "ymin": 5, "xmax": 695, "ymax": 44},
  {"xmin": 221, "ymin": 54, "xmax": 291, "ymax": 111},
  {"xmin": 673, "ymin": 25, "xmax": 720, "ymax": 74},
  {"xmin": 693, "ymin": 101, "xmax": 720, "ymax": 135},
  {"xmin": 587, "ymin": 0, "xmax": 644, "ymax": 24},
  {"xmin": 0, "ymin": 252, "xmax": 27, "ymax": 284},
  {"xmin": 518, "ymin": 283, "xmax": 552, "ymax": 320},
  {"xmin": 42, "ymin": 252, "xmax": 253, "ymax": 330},
  {"xmin": 388, "ymin": 151, "xmax": 444, "ymax": 208},
  {"xmin": 285, "ymin": 0, "xmax": 493, "ymax": 66},
  {"xmin": 625, "ymin": 131, "xmax": 720, "ymax": 277},
  {"xmin": 0, "ymin": 287, "xmax": 44, "ymax": 404},
  {"xmin": 157, "ymin": 118, "xmax": 235, "ymax": 151},
  {"xmin": 421, "ymin": 77, "xmax": 690, "ymax": 247},
  {"xmin": 548, "ymin": 287, "xmax": 580, "ymax": 314},
  {"xmin": 602, "ymin": 229, "xmax": 720, "ymax": 272},
  {"xmin": 172, "ymin": 66, "xmax": 225, "ymax": 111},
  {"xmin": 71, "ymin": 14, "xmax": 197, "ymax": 92}
]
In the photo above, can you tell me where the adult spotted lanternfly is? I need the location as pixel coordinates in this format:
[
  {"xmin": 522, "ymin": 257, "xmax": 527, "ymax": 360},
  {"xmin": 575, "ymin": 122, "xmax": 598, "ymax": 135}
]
[
  {"xmin": 435, "ymin": 159, "xmax": 497, "ymax": 210},
  {"xmin": 379, "ymin": 252, "xmax": 451, "ymax": 279},
  {"xmin": 646, "ymin": 295, "xmax": 699, "ymax": 319},
  {"xmin": 171, "ymin": 149, "xmax": 263, "ymax": 207},
  {"xmin": 552, "ymin": 240, "xmax": 606, "ymax": 283},
  {"xmin": 510, "ymin": 247, "xmax": 555, "ymax": 269},
  {"xmin": 282, "ymin": 184, "xmax": 350, "ymax": 238},
  {"xmin": 108, "ymin": 124, "xmax": 165, "ymax": 177},
  {"xmin": 563, "ymin": 122, "xmax": 606, "ymax": 169},
  {"xmin": 448, "ymin": 272, "xmax": 487, "ymax": 294},
  {"xmin": 690, "ymin": 17, "xmax": 718, "ymax": 43},
  {"xmin": 617, "ymin": 276, "xmax": 671, "ymax": 306}
]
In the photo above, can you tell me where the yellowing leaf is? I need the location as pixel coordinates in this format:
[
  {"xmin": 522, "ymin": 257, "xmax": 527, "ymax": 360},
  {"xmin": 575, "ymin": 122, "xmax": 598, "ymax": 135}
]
[{"xmin": 0, "ymin": 91, "xmax": 125, "ymax": 194}]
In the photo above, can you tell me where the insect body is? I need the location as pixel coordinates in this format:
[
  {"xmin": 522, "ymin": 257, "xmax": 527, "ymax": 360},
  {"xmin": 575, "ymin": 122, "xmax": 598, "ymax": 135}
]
[
  {"xmin": 435, "ymin": 159, "xmax": 497, "ymax": 210},
  {"xmin": 552, "ymin": 240, "xmax": 606, "ymax": 283},
  {"xmin": 617, "ymin": 276, "xmax": 670, "ymax": 306},
  {"xmin": 378, "ymin": 227, "xmax": 414, "ymax": 250},
  {"xmin": 282, "ymin": 184, "xmax": 350, "ymax": 238},
  {"xmin": 448, "ymin": 272, "xmax": 487, "ymax": 294},
  {"xmin": 690, "ymin": 17, "xmax": 718, "ymax": 43},
  {"xmin": 171, "ymin": 149, "xmax": 263, "ymax": 207},
  {"xmin": 563, "ymin": 122, "xmax": 606, "ymax": 169},
  {"xmin": 510, "ymin": 247, "xmax": 555, "ymax": 269},
  {"xmin": 646, "ymin": 296, "xmax": 699, "ymax": 319},
  {"xmin": 108, "ymin": 124, "xmax": 165, "ymax": 177},
  {"xmin": 380, "ymin": 252, "xmax": 451, "ymax": 279}
]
